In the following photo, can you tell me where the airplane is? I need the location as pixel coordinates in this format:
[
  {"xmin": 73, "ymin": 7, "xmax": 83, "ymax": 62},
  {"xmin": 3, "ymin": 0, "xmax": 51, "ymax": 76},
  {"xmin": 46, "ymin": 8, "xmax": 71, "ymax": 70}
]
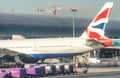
[
  {"xmin": 0, "ymin": 2, "xmax": 113, "ymax": 63},
  {"xmin": 37, "ymin": 4, "xmax": 90, "ymax": 15}
]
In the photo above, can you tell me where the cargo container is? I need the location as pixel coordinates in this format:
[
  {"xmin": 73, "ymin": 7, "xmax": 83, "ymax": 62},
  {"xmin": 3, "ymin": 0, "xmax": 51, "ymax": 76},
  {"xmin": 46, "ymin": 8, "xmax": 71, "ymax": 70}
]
[
  {"xmin": 0, "ymin": 70, "xmax": 12, "ymax": 78},
  {"xmin": 55, "ymin": 64, "xmax": 64, "ymax": 75},
  {"xmin": 73, "ymin": 63, "xmax": 88, "ymax": 73},
  {"xmin": 34, "ymin": 66, "xmax": 46, "ymax": 77},
  {"xmin": 10, "ymin": 68, "xmax": 28, "ymax": 77},
  {"xmin": 63, "ymin": 63, "xmax": 74, "ymax": 75}
]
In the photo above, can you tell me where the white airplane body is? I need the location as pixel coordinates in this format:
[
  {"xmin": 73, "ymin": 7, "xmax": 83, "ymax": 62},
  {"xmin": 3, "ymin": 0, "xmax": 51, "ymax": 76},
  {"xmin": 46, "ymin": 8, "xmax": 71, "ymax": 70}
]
[
  {"xmin": 0, "ymin": 38, "xmax": 104, "ymax": 58},
  {"xmin": 0, "ymin": 2, "xmax": 113, "ymax": 59}
]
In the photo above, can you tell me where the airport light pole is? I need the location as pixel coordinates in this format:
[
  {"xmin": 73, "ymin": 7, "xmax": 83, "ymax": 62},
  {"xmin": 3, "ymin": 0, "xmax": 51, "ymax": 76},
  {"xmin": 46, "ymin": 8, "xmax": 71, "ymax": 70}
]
[
  {"xmin": 71, "ymin": 9, "xmax": 78, "ymax": 61},
  {"xmin": 71, "ymin": 9, "xmax": 78, "ymax": 37}
]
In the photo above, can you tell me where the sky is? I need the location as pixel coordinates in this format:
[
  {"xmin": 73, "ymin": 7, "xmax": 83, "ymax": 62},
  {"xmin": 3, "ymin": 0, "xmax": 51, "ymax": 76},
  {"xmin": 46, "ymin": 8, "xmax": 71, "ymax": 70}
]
[{"xmin": 0, "ymin": 0, "xmax": 120, "ymax": 21}]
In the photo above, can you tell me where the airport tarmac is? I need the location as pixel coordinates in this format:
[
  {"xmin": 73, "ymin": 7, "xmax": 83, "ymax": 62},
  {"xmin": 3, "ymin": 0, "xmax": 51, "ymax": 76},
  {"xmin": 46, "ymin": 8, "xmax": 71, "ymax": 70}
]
[{"xmin": 39, "ymin": 67, "xmax": 120, "ymax": 78}]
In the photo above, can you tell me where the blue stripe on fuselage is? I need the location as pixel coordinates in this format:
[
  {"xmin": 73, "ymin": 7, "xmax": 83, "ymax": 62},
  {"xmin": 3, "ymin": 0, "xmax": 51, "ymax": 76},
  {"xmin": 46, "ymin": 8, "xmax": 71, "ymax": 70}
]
[{"xmin": 31, "ymin": 53, "xmax": 81, "ymax": 59}]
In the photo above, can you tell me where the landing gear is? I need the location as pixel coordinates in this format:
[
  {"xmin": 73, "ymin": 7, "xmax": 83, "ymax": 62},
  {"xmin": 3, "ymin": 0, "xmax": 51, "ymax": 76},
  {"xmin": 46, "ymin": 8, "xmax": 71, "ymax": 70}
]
[
  {"xmin": 59, "ymin": 57, "xmax": 71, "ymax": 63},
  {"xmin": 37, "ymin": 58, "xmax": 45, "ymax": 64}
]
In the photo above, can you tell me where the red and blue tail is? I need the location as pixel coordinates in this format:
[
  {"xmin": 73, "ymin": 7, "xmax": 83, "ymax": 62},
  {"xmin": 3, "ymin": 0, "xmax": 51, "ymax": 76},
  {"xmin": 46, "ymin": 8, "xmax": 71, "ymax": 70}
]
[{"xmin": 81, "ymin": 2, "xmax": 113, "ymax": 46}]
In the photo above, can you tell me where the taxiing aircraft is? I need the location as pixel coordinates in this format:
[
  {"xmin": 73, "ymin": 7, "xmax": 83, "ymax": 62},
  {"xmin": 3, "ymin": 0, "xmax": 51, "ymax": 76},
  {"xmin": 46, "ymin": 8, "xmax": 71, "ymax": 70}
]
[{"xmin": 0, "ymin": 2, "xmax": 113, "ymax": 62}]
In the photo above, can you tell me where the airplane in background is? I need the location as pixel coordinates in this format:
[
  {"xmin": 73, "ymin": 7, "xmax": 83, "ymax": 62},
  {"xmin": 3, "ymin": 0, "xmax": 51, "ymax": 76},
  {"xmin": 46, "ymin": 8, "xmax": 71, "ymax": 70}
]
[
  {"xmin": 0, "ymin": 2, "xmax": 113, "ymax": 63},
  {"xmin": 37, "ymin": 4, "xmax": 90, "ymax": 15}
]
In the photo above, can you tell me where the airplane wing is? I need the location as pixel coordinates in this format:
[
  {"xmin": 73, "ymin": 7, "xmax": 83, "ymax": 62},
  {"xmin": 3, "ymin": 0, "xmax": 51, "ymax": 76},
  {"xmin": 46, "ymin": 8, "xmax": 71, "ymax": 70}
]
[{"xmin": 0, "ymin": 48, "xmax": 27, "ymax": 56}]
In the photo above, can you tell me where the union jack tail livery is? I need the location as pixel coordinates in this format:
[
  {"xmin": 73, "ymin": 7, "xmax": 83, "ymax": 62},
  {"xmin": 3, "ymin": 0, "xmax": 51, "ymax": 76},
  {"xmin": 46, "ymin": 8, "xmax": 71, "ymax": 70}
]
[{"xmin": 81, "ymin": 2, "xmax": 113, "ymax": 46}]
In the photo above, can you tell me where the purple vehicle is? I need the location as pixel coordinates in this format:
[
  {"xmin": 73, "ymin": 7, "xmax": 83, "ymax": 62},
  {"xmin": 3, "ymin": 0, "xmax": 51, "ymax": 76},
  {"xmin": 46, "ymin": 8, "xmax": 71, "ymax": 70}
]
[
  {"xmin": 26, "ymin": 66, "xmax": 45, "ymax": 77},
  {"xmin": 0, "ymin": 70, "xmax": 12, "ymax": 78},
  {"xmin": 10, "ymin": 68, "xmax": 27, "ymax": 77}
]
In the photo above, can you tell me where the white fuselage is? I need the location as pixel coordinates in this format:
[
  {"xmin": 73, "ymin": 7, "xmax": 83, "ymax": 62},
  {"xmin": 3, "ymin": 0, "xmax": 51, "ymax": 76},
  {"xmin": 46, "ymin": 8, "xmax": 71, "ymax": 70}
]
[{"xmin": 0, "ymin": 37, "xmax": 102, "ymax": 58}]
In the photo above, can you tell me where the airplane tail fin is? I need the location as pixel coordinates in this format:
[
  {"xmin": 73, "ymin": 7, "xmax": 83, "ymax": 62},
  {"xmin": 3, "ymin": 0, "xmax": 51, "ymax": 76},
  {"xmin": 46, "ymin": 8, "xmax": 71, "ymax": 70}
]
[{"xmin": 81, "ymin": 2, "xmax": 113, "ymax": 46}]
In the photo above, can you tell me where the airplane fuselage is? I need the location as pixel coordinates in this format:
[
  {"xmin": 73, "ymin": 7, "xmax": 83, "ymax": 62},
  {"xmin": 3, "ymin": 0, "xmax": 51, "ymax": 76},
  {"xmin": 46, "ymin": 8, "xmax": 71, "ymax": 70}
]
[{"xmin": 0, "ymin": 38, "xmax": 99, "ymax": 58}]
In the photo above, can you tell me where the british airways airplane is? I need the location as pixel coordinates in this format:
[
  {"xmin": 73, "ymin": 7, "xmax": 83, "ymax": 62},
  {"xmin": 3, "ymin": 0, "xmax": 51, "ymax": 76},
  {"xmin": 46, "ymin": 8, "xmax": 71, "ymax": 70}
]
[{"xmin": 0, "ymin": 2, "xmax": 113, "ymax": 62}]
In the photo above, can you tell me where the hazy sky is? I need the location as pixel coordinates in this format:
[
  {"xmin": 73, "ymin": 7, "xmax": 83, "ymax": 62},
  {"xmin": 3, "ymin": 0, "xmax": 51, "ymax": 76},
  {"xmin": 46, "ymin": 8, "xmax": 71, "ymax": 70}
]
[{"xmin": 0, "ymin": 0, "xmax": 120, "ymax": 21}]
